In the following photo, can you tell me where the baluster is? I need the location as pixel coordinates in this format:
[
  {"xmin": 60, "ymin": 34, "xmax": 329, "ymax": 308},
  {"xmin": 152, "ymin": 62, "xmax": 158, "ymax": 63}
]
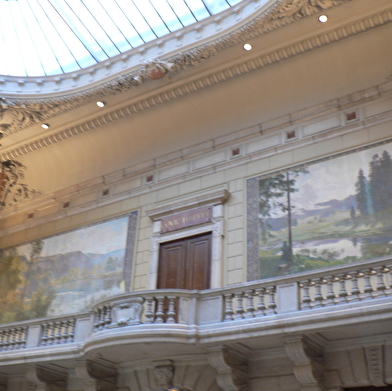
[
  {"xmin": 0, "ymin": 330, "xmax": 4, "ymax": 351},
  {"xmin": 363, "ymin": 269, "xmax": 374, "ymax": 300},
  {"xmin": 301, "ymin": 280, "xmax": 311, "ymax": 310},
  {"xmin": 267, "ymin": 286, "xmax": 277, "ymax": 314},
  {"xmin": 245, "ymin": 290, "xmax": 255, "ymax": 318},
  {"xmin": 166, "ymin": 296, "xmax": 177, "ymax": 324},
  {"xmin": 62, "ymin": 320, "xmax": 69, "ymax": 343},
  {"xmin": 15, "ymin": 328, "xmax": 21, "ymax": 349},
  {"xmin": 49, "ymin": 323, "xmax": 56, "ymax": 345},
  {"xmin": 255, "ymin": 288, "xmax": 266, "ymax": 316},
  {"xmin": 350, "ymin": 272, "xmax": 362, "ymax": 302},
  {"xmin": 224, "ymin": 293, "xmax": 234, "ymax": 321},
  {"xmin": 54, "ymin": 322, "xmax": 62, "ymax": 344},
  {"xmin": 313, "ymin": 278, "xmax": 324, "ymax": 308},
  {"xmin": 235, "ymin": 292, "xmax": 245, "ymax": 319},
  {"xmin": 9, "ymin": 328, "xmax": 16, "ymax": 350},
  {"xmin": 68, "ymin": 319, "xmax": 75, "ymax": 343},
  {"xmin": 337, "ymin": 274, "xmax": 349, "ymax": 304},
  {"xmin": 375, "ymin": 266, "xmax": 387, "ymax": 297},
  {"xmin": 155, "ymin": 296, "xmax": 165, "ymax": 323},
  {"xmin": 145, "ymin": 297, "xmax": 155, "ymax": 323},
  {"xmin": 100, "ymin": 307, "xmax": 107, "ymax": 330},
  {"xmin": 4, "ymin": 329, "xmax": 10, "ymax": 350},
  {"xmin": 325, "ymin": 276, "xmax": 336, "ymax": 306},
  {"xmin": 105, "ymin": 306, "xmax": 112, "ymax": 328},
  {"xmin": 21, "ymin": 327, "xmax": 27, "ymax": 348},
  {"xmin": 94, "ymin": 307, "xmax": 101, "ymax": 331},
  {"xmin": 41, "ymin": 323, "xmax": 49, "ymax": 346}
]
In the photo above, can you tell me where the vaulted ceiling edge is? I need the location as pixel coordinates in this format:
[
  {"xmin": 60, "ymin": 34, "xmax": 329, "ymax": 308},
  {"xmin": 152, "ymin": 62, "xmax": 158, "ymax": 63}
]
[
  {"xmin": 0, "ymin": 0, "xmax": 352, "ymax": 140},
  {"xmin": 0, "ymin": 3, "xmax": 390, "ymax": 163}
]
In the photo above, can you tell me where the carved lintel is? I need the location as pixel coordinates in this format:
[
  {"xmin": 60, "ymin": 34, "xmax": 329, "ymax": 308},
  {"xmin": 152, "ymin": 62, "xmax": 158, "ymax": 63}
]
[
  {"xmin": 207, "ymin": 346, "xmax": 248, "ymax": 391},
  {"xmin": 75, "ymin": 359, "xmax": 117, "ymax": 391},
  {"xmin": 364, "ymin": 345, "xmax": 386, "ymax": 387},
  {"xmin": 285, "ymin": 335, "xmax": 325, "ymax": 391}
]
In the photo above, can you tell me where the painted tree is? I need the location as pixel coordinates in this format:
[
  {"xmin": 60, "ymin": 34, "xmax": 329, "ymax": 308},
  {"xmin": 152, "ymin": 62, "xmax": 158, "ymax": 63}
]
[
  {"xmin": 355, "ymin": 169, "xmax": 371, "ymax": 215},
  {"xmin": 259, "ymin": 167, "xmax": 309, "ymax": 266},
  {"xmin": 369, "ymin": 151, "xmax": 392, "ymax": 213}
]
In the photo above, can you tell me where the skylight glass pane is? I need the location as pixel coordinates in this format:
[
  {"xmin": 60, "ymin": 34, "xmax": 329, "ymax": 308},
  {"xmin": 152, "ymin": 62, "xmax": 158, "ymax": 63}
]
[
  {"xmin": 149, "ymin": 0, "xmax": 183, "ymax": 31},
  {"xmin": 84, "ymin": 0, "xmax": 130, "ymax": 53},
  {"xmin": 101, "ymin": 0, "xmax": 145, "ymax": 48},
  {"xmin": 184, "ymin": 0, "xmax": 210, "ymax": 19},
  {"xmin": 202, "ymin": 0, "xmax": 231, "ymax": 14},
  {"xmin": 0, "ymin": 3, "xmax": 26, "ymax": 76},
  {"xmin": 116, "ymin": 0, "xmax": 157, "ymax": 42},
  {"xmin": 132, "ymin": 0, "xmax": 170, "ymax": 38},
  {"xmin": 12, "ymin": 1, "xmax": 45, "ymax": 76},
  {"xmin": 29, "ymin": 0, "xmax": 81, "ymax": 73},
  {"xmin": 19, "ymin": 0, "xmax": 63, "ymax": 75},
  {"xmin": 167, "ymin": 0, "xmax": 197, "ymax": 27},
  {"xmin": 49, "ymin": 0, "xmax": 100, "ymax": 67},
  {"xmin": 64, "ymin": 0, "xmax": 120, "ymax": 58}
]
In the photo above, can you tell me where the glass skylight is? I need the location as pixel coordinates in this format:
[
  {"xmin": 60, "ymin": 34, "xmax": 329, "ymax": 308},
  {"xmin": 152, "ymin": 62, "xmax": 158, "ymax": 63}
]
[{"xmin": 0, "ymin": 0, "xmax": 243, "ymax": 77}]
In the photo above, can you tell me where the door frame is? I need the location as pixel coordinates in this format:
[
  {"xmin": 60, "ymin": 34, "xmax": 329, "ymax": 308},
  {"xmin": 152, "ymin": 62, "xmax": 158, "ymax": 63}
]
[{"xmin": 147, "ymin": 189, "xmax": 230, "ymax": 290}]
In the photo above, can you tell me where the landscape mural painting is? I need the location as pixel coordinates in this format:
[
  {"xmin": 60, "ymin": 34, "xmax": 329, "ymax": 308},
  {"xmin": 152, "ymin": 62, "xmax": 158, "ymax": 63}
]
[
  {"xmin": 0, "ymin": 211, "xmax": 138, "ymax": 324},
  {"xmin": 247, "ymin": 141, "xmax": 392, "ymax": 280}
]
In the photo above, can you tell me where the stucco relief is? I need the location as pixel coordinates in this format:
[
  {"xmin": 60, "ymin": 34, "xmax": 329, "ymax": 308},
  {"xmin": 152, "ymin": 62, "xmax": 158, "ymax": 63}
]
[{"xmin": 0, "ymin": 0, "xmax": 352, "ymax": 137}]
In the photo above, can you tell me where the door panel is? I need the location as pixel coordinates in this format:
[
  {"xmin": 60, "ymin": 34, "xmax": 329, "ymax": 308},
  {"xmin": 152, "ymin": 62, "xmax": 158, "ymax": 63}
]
[{"xmin": 158, "ymin": 233, "xmax": 211, "ymax": 290}]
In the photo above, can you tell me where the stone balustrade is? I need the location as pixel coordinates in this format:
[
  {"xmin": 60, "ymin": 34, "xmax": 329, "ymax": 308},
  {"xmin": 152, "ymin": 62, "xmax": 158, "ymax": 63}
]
[{"xmin": 0, "ymin": 256, "xmax": 391, "ymax": 354}]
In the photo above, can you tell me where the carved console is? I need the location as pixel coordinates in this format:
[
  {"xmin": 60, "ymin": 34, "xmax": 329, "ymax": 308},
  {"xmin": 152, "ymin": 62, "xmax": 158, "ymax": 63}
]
[
  {"xmin": 207, "ymin": 345, "xmax": 248, "ymax": 391},
  {"xmin": 285, "ymin": 335, "xmax": 325, "ymax": 391},
  {"xmin": 75, "ymin": 359, "xmax": 117, "ymax": 391},
  {"xmin": 26, "ymin": 365, "xmax": 67, "ymax": 391}
]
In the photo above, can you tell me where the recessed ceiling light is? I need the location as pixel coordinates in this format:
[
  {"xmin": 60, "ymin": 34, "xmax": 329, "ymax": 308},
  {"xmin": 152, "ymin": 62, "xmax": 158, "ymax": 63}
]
[
  {"xmin": 318, "ymin": 14, "xmax": 328, "ymax": 23},
  {"xmin": 41, "ymin": 123, "xmax": 50, "ymax": 129},
  {"xmin": 243, "ymin": 43, "xmax": 252, "ymax": 51},
  {"xmin": 96, "ymin": 101, "xmax": 106, "ymax": 108}
]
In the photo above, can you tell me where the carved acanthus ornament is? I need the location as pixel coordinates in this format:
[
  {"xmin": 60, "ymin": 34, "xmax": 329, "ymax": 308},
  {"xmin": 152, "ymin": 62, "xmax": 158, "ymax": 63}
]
[
  {"xmin": 0, "ymin": 97, "xmax": 60, "ymax": 136},
  {"xmin": 0, "ymin": 160, "xmax": 41, "ymax": 211}
]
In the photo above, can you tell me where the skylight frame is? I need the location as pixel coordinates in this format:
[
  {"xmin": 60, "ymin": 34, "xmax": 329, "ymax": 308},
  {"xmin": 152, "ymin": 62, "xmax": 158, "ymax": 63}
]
[{"xmin": 0, "ymin": 0, "xmax": 243, "ymax": 77}]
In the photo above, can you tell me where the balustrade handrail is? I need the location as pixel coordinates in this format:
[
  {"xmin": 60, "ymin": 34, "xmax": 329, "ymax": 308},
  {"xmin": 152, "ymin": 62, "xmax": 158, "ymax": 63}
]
[{"xmin": 203, "ymin": 255, "xmax": 392, "ymax": 297}]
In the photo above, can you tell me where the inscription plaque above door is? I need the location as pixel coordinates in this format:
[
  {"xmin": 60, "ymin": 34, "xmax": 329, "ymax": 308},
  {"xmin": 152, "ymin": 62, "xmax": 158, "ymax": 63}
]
[{"xmin": 160, "ymin": 207, "xmax": 212, "ymax": 233}]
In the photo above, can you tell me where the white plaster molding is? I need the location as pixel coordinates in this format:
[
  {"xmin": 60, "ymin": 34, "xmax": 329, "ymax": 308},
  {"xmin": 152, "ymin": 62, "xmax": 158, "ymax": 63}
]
[
  {"xmin": 1, "ymin": 81, "xmax": 392, "ymax": 237},
  {"xmin": 0, "ymin": 0, "xmax": 383, "ymax": 140}
]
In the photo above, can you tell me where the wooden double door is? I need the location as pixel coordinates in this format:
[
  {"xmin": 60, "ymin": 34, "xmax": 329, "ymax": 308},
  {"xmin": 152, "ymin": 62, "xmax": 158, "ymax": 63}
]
[{"xmin": 157, "ymin": 232, "xmax": 212, "ymax": 290}]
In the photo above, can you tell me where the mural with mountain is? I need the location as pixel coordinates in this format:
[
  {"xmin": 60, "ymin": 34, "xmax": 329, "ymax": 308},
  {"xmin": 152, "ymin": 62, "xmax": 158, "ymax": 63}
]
[
  {"xmin": 0, "ymin": 214, "xmax": 134, "ymax": 324},
  {"xmin": 248, "ymin": 143, "xmax": 392, "ymax": 279}
]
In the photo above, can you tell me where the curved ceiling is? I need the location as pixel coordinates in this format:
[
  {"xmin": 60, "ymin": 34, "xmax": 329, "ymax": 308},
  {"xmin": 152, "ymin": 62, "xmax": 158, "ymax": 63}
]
[{"xmin": 0, "ymin": 0, "xmax": 242, "ymax": 77}]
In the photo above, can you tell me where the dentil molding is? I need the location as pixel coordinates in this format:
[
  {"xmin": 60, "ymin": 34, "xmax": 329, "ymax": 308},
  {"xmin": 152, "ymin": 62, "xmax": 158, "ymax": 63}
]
[{"xmin": 0, "ymin": 0, "xmax": 354, "ymax": 138}]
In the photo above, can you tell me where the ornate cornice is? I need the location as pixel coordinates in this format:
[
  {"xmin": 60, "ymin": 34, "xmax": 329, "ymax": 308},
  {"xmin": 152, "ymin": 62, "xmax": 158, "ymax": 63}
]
[
  {"xmin": 0, "ymin": 4, "xmax": 390, "ymax": 162},
  {"xmin": 0, "ymin": 0, "xmax": 353, "ymax": 138}
]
